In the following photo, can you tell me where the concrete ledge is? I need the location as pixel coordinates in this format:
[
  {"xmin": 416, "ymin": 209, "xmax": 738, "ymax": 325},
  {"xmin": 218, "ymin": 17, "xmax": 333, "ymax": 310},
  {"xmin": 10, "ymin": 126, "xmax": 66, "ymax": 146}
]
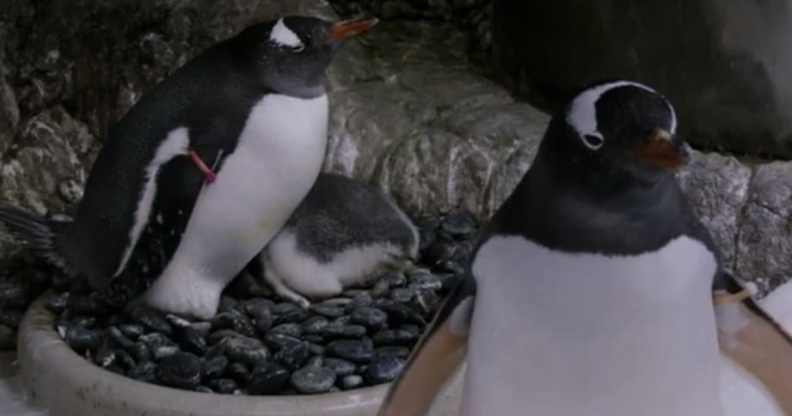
[{"xmin": 17, "ymin": 295, "xmax": 462, "ymax": 416}]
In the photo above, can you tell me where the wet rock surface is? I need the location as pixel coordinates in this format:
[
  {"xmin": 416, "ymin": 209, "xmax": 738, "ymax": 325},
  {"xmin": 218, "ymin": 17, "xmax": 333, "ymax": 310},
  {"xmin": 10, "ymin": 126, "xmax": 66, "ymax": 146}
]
[
  {"xmin": 41, "ymin": 213, "xmax": 477, "ymax": 394},
  {"xmin": 676, "ymin": 150, "xmax": 753, "ymax": 274},
  {"xmin": 736, "ymin": 161, "xmax": 792, "ymax": 295},
  {"xmin": 492, "ymin": 0, "xmax": 792, "ymax": 159}
]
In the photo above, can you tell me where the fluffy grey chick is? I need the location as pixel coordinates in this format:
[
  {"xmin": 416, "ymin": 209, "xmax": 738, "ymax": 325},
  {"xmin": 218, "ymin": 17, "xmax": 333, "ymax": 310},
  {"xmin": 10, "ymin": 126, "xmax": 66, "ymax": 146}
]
[{"xmin": 257, "ymin": 173, "xmax": 419, "ymax": 307}]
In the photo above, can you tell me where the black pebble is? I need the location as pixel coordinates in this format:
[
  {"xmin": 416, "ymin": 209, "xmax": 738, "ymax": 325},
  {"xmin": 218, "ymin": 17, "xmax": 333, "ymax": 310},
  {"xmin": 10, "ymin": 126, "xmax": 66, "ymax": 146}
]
[
  {"xmin": 225, "ymin": 362, "xmax": 251, "ymax": 384},
  {"xmin": 165, "ymin": 314, "xmax": 192, "ymax": 328},
  {"xmin": 218, "ymin": 296, "xmax": 240, "ymax": 314},
  {"xmin": 202, "ymin": 355, "xmax": 229, "ymax": 380},
  {"xmin": 264, "ymin": 333, "xmax": 303, "ymax": 351},
  {"xmin": 365, "ymin": 356, "xmax": 405, "ymax": 384},
  {"xmin": 221, "ymin": 335, "xmax": 269, "ymax": 367},
  {"xmin": 271, "ymin": 323, "xmax": 302, "ymax": 338},
  {"xmin": 390, "ymin": 288, "xmax": 414, "ymax": 303},
  {"xmin": 129, "ymin": 306, "xmax": 173, "ymax": 335},
  {"xmin": 131, "ymin": 342, "xmax": 152, "ymax": 363},
  {"xmin": 291, "ymin": 365, "xmax": 336, "ymax": 394},
  {"xmin": 322, "ymin": 323, "xmax": 367, "ymax": 339},
  {"xmin": 273, "ymin": 340, "xmax": 310, "ymax": 371},
  {"xmin": 211, "ymin": 311, "xmax": 255, "ymax": 338},
  {"xmin": 153, "ymin": 346, "xmax": 179, "ymax": 360},
  {"xmin": 341, "ymin": 374, "xmax": 364, "ymax": 390},
  {"xmin": 128, "ymin": 361, "xmax": 157, "ymax": 383},
  {"xmin": 115, "ymin": 348, "xmax": 137, "ymax": 370},
  {"xmin": 307, "ymin": 343, "xmax": 325, "ymax": 356},
  {"xmin": 272, "ymin": 303, "xmax": 308, "ymax": 324},
  {"xmin": 248, "ymin": 362, "xmax": 290, "ymax": 395},
  {"xmin": 109, "ymin": 326, "xmax": 137, "ymax": 350},
  {"xmin": 373, "ymin": 329, "xmax": 418, "ymax": 346},
  {"xmin": 207, "ymin": 378, "xmax": 238, "ymax": 394},
  {"xmin": 207, "ymin": 329, "xmax": 243, "ymax": 345},
  {"xmin": 350, "ymin": 307, "xmax": 388, "ymax": 330},
  {"xmin": 326, "ymin": 340, "xmax": 374, "ymax": 363},
  {"xmin": 66, "ymin": 326, "xmax": 100, "ymax": 353},
  {"xmin": 348, "ymin": 292, "xmax": 374, "ymax": 309},
  {"xmin": 139, "ymin": 333, "xmax": 177, "ymax": 350},
  {"xmin": 323, "ymin": 358, "xmax": 357, "ymax": 377},
  {"xmin": 118, "ymin": 324, "xmax": 146, "ymax": 340},
  {"xmin": 176, "ymin": 326, "xmax": 208, "ymax": 356},
  {"xmin": 157, "ymin": 352, "xmax": 202, "ymax": 389},
  {"xmin": 310, "ymin": 304, "xmax": 345, "ymax": 319},
  {"xmin": 377, "ymin": 301, "xmax": 426, "ymax": 326},
  {"xmin": 244, "ymin": 298, "xmax": 274, "ymax": 333},
  {"xmin": 376, "ymin": 346, "xmax": 411, "ymax": 359},
  {"xmin": 301, "ymin": 316, "xmax": 328, "ymax": 334}
]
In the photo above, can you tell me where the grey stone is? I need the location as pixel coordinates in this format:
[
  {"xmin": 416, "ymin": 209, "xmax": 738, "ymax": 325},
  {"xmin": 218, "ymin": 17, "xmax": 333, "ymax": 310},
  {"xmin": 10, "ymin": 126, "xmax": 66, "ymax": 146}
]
[
  {"xmin": 736, "ymin": 161, "xmax": 792, "ymax": 295},
  {"xmin": 0, "ymin": 72, "xmax": 20, "ymax": 156},
  {"xmin": 324, "ymin": 21, "xmax": 548, "ymax": 218},
  {"xmin": 676, "ymin": 150, "xmax": 752, "ymax": 272},
  {"xmin": 290, "ymin": 364, "xmax": 336, "ymax": 394},
  {"xmin": 1, "ymin": 107, "xmax": 96, "ymax": 214},
  {"xmin": 157, "ymin": 352, "xmax": 202, "ymax": 389}
]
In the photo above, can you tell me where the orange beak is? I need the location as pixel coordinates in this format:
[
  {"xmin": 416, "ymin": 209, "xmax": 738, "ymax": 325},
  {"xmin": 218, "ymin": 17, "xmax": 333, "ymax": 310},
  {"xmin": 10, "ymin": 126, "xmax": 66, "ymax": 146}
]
[
  {"xmin": 328, "ymin": 17, "xmax": 379, "ymax": 42},
  {"xmin": 634, "ymin": 128, "xmax": 688, "ymax": 170}
]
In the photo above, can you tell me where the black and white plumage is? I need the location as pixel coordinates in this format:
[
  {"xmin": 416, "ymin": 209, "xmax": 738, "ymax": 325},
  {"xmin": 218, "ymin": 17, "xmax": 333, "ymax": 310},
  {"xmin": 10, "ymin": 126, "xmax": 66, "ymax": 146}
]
[
  {"xmin": 0, "ymin": 16, "xmax": 378, "ymax": 319},
  {"xmin": 379, "ymin": 81, "xmax": 792, "ymax": 415},
  {"xmin": 255, "ymin": 173, "xmax": 419, "ymax": 308}
]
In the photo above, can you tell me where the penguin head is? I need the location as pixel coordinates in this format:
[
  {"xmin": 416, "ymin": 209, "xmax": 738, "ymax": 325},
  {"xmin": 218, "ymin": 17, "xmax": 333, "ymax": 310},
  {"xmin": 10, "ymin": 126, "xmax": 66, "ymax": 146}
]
[
  {"xmin": 233, "ymin": 16, "xmax": 378, "ymax": 98},
  {"xmin": 541, "ymin": 80, "xmax": 686, "ymax": 188}
]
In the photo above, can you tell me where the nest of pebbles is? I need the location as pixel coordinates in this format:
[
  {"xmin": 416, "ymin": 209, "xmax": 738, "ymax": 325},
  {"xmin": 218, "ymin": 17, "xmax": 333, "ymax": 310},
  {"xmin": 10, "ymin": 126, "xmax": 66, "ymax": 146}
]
[{"xmin": 36, "ymin": 211, "xmax": 478, "ymax": 396}]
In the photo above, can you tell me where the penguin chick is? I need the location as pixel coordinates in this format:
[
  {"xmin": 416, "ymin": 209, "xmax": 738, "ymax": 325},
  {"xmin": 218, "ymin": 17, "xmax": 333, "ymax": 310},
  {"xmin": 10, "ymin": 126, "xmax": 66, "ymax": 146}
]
[{"xmin": 256, "ymin": 173, "xmax": 419, "ymax": 308}]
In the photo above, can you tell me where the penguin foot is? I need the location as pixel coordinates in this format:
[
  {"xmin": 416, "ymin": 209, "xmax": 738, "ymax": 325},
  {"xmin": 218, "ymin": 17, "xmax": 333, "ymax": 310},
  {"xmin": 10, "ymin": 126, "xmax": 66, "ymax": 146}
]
[
  {"xmin": 263, "ymin": 265, "xmax": 312, "ymax": 308},
  {"xmin": 714, "ymin": 289, "xmax": 752, "ymax": 305},
  {"xmin": 189, "ymin": 150, "xmax": 217, "ymax": 183},
  {"xmin": 270, "ymin": 278, "xmax": 312, "ymax": 309},
  {"xmin": 141, "ymin": 267, "xmax": 224, "ymax": 320}
]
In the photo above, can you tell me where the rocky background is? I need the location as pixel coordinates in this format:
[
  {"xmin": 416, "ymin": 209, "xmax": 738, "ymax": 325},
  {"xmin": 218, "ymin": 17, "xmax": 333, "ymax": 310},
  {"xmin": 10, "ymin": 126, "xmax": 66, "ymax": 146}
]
[{"xmin": 0, "ymin": 0, "xmax": 791, "ymax": 348}]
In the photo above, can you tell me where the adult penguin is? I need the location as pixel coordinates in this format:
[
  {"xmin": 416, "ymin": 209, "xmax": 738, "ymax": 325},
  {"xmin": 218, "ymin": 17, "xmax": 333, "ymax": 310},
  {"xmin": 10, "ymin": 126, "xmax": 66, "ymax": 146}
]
[
  {"xmin": 378, "ymin": 80, "xmax": 792, "ymax": 415},
  {"xmin": 0, "ymin": 16, "xmax": 378, "ymax": 319}
]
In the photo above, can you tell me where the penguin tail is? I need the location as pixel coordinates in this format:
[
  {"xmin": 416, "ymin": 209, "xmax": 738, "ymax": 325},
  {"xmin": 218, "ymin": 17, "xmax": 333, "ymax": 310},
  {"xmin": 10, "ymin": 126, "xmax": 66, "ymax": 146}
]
[{"xmin": 0, "ymin": 204, "xmax": 69, "ymax": 270}]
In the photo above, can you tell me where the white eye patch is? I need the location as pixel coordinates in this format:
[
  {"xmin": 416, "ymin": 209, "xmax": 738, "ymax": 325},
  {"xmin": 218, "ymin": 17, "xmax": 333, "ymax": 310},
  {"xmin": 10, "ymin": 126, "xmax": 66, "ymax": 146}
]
[
  {"xmin": 566, "ymin": 80, "xmax": 677, "ymax": 150},
  {"xmin": 270, "ymin": 18, "xmax": 303, "ymax": 49}
]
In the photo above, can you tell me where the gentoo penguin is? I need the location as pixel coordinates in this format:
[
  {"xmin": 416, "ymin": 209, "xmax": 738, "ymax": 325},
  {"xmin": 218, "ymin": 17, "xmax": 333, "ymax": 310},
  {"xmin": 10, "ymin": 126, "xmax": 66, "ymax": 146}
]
[
  {"xmin": 0, "ymin": 16, "xmax": 378, "ymax": 319},
  {"xmin": 253, "ymin": 173, "xmax": 419, "ymax": 308},
  {"xmin": 378, "ymin": 81, "xmax": 792, "ymax": 415}
]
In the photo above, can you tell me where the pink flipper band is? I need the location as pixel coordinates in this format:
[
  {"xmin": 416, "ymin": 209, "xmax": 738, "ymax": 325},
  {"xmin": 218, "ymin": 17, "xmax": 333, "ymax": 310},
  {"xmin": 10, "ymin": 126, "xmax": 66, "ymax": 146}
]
[{"xmin": 189, "ymin": 150, "xmax": 217, "ymax": 184}]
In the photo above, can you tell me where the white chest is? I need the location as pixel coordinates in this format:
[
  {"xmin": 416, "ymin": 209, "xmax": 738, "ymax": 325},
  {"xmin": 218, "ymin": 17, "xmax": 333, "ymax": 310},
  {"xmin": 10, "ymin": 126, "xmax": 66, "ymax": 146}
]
[
  {"xmin": 145, "ymin": 93, "xmax": 328, "ymax": 319},
  {"xmin": 463, "ymin": 235, "xmax": 722, "ymax": 416}
]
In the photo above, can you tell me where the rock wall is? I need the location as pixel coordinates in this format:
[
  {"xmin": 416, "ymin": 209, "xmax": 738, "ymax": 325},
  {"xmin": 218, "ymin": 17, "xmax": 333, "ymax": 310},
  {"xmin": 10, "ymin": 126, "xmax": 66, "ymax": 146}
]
[
  {"xmin": 492, "ymin": 0, "xmax": 792, "ymax": 159},
  {"xmin": 0, "ymin": 0, "xmax": 790, "ymax": 295}
]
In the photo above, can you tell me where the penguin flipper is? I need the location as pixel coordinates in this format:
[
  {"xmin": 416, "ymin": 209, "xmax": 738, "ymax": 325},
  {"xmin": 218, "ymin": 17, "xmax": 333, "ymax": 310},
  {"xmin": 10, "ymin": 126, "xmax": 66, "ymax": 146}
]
[
  {"xmin": 378, "ymin": 275, "xmax": 475, "ymax": 416},
  {"xmin": 714, "ymin": 278, "xmax": 792, "ymax": 414}
]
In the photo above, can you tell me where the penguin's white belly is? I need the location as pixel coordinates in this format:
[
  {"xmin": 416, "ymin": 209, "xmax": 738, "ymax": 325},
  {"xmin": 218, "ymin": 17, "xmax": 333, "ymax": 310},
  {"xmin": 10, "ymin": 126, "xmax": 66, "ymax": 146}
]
[
  {"xmin": 146, "ymin": 93, "xmax": 328, "ymax": 318},
  {"xmin": 464, "ymin": 235, "xmax": 722, "ymax": 416}
]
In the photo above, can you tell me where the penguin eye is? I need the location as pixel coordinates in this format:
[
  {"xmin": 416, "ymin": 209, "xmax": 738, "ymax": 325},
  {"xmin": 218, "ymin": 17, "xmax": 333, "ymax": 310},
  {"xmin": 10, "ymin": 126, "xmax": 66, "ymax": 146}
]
[{"xmin": 582, "ymin": 133, "xmax": 604, "ymax": 150}]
